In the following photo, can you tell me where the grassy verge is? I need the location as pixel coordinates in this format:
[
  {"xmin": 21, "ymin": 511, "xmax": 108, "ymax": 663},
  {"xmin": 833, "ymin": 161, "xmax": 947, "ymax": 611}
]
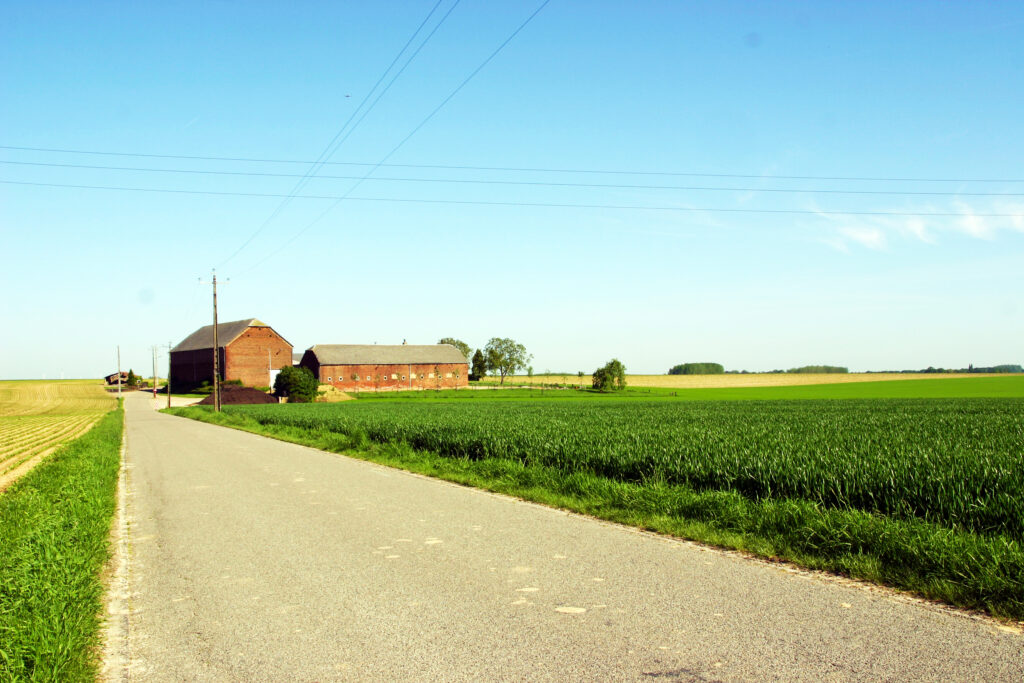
[
  {"xmin": 0, "ymin": 405, "xmax": 123, "ymax": 681},
  {"xmin": 167, "ymin": 406, "xmax": 1023, "ymax": 621}
]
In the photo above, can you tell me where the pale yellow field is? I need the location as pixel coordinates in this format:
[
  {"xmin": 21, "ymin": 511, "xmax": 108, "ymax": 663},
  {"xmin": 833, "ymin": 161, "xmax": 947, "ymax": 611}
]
[
  {"xmin": 0, "ymin": 380, "xmax": 116, "ymax": 490},
  {"xmin": 479, "ymin": 372, "xmax": 1002, "ymax": 389}
]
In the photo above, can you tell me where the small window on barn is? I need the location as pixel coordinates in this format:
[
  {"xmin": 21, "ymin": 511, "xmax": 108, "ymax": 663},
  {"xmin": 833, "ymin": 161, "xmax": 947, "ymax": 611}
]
[
  {"xmin": 327, "ymin": 377, "xmax": 332, "ymax": 382},
  {"xmin": 401, "ymin": 375, "xmax": 406, "ymax": 380},
  {"xmin": 428, "ymin": 373, "xmax": 435, "ymax": 379},
  {"xmin": 445, "ymin": 373, "xmax": 452, "ymax": 379},
  {"xmin": 391, "ymin": 374, "xmax": 398, "ymax": 380},
  {"xmin": 366, "ymin": 376, "xmax": 371, "ymax": 381}
]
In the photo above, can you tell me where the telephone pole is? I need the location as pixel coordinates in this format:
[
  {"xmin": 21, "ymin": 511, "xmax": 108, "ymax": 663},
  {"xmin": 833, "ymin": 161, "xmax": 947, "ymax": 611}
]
[
  {"xmin": 166, "ymin": 341, "xmax": 173, "ymax": 409},
  {"xmin": 152, "ymin": 346, "xmax": 158, "ymax": 398},
  {"xmin": 116, "ymin": 345, "xmax": 122, "ymax": 399},
  {"xmin": 212, "ymin": 272, "xmax": 220, "ymax": 412},
  {"xmin": 199, "ymin": 270, "xmax": 226, "ymax": 412}
]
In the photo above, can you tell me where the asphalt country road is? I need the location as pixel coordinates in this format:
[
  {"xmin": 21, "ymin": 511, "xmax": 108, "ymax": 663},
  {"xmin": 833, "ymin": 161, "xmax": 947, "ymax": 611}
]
[{"xmin": 104, "ymin": 391, "xmax": 1023, "ymax": 681}]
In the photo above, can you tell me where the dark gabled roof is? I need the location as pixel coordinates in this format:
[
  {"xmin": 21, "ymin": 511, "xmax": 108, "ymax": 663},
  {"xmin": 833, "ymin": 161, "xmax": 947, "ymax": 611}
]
[
  {"xmin": 172, "ymin": 318, "xmax": 290, "ymax": 353},
  {"xmin": 304, "ymin": 344, "xmax": 467, "ymax": 366}
]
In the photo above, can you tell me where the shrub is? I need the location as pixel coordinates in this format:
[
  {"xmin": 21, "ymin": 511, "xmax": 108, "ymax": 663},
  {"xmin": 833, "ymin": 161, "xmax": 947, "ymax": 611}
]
[{"xmin": 273, "ymin": 366, "xmax": 319, "ymax": 403}]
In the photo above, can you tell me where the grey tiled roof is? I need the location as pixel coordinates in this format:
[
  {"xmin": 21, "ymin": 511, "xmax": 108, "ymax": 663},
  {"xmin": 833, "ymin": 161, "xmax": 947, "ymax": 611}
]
[
  {"xmin": 305, "ymin": 344, "xmax": 467, "ymax": 366},
  {"xmin": 172, "ymin": 319, "xmax": 289, "ymax": 353}
]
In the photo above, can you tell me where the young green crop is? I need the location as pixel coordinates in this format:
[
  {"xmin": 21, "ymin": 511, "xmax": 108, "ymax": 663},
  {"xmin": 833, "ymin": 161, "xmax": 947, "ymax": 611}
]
[{"xmin": 226, "ymin": 398, "xmax": 1024, "ymax": 539}]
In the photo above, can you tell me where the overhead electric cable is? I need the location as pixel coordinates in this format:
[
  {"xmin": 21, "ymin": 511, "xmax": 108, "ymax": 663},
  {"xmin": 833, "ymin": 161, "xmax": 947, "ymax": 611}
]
[
  {"xmin": 219, "ymin": 0, "xmax": 454, "ymax": 267},
  {"xmin": 7, "ymin": 179, "xmax": 1017, "ymax": 218},
  {"xmin": 3, "ymin": 143, "xmax": 1023, "ymax": 183},
  {"xmin": 4, "ymin": 159, "xmax": 1023, "ymax": 197},
  {"xmin": 238, "ymin": 0, "xmax": 554, "ymax": 275},
  {"xmin": 322, "ymin": 0, "xmax": 463, "ymax": 168}
]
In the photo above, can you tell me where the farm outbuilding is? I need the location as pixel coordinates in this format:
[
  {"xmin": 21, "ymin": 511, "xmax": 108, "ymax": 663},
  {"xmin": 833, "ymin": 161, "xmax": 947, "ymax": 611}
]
[
  {"xmin": 299, "ymin": 344, "xmax": 469, "ymax": 391},
  {"xmin": 170, "ymin": 318, "xmax": 292, "ymax": 389}
]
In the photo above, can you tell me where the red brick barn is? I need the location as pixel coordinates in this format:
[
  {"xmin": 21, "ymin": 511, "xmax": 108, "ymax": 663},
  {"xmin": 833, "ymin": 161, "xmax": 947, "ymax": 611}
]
[
  {"xmin": 299, "ymin": 344, "xmax": 469, "ymax": 391},
  {"xmin": 170, "ymin": 319, "xmax": 293, "ymax": 389}
]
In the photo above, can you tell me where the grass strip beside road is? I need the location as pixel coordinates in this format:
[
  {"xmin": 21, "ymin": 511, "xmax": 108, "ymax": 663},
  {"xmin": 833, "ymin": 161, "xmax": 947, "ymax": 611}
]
[
  {"xmin": 0, "ymin": 406, "xmax": 123, "ymax": 681},
  {"xmin": 167, "ymin": 405, "xmax": 1024, "ymax": 621}
]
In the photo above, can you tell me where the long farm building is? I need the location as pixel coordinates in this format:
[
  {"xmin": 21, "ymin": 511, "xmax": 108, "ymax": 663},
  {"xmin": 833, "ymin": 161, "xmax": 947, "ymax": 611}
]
[{"xmin": 300, "ymin": 344, "xmax": 468, "ymax": 391}]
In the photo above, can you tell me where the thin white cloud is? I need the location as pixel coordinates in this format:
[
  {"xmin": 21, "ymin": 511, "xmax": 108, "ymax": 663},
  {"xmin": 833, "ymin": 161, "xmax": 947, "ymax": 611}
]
[
  {"xmin": 953, "ymin": 200, "xmax": 993, "ymax": 239},
  {"xmin": 899, "ymin": 216, "xmax": 933, "ymax": 243},
  {"xmin": 805, "ymin": 198, "xmax": 1023, "ymax": 251},
  {"xmin": 839, "ymin": 226, "xmax": 887, "ymax": 250}
]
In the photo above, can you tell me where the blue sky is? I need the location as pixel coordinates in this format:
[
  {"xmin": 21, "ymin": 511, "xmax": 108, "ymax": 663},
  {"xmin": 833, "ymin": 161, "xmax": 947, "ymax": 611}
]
[{"xmin": 2, "ymin": 1, "xmax": 1022, "ymax": 378}]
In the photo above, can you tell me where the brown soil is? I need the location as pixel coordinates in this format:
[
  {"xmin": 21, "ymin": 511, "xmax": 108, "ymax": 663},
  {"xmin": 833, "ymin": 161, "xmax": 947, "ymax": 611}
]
[{"xmin": 197, "ymin": 385, "xmax": 278, "ymax": 405}]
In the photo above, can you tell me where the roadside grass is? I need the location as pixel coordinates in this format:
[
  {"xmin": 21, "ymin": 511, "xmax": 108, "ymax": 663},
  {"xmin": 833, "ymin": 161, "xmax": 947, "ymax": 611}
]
[
  {"xmin": 167, "ymin": 405, "xmax": 1024, "ymax": 620},
  {"xmin": 0, "ymin": 405, "xmax": 123, "ymax": 681}
]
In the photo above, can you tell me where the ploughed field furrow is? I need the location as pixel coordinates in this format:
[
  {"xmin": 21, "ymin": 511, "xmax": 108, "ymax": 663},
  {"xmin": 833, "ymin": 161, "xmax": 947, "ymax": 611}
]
[
  {"xmin": 0, "ymin": 420, "xmax": 63, "ymax": 456},
  {"xmin": 0, "ymin": 416, "xmax": 98, "ymax": 474},
  {"xmin": 0, "ymin": 416, "xmax": 92, "ymax": 449},
  {"xmin": 231, "ymin": 398, "xmax": 1024, "ymax": 539}
]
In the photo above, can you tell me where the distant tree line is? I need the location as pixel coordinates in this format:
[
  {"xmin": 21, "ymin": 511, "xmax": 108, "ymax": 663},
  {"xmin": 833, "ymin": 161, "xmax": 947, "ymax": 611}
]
[
  {"xmin": 668, "ymin": 362, "xmax": 724, "ymax": 375},
  {"xmin": 667, "ymin": 361, "xmax": 1022, "ymax": 376},
  {"xmin": 785, "ymin": 365, "xmax": 848, "ymax": 374},
  {"xmin": 668, "ymin": 363, "xmax": 848, "ymax": 375},
  {"xmin": 884, "ymin": 364, "xmax": 1023, "ymax": 374}
]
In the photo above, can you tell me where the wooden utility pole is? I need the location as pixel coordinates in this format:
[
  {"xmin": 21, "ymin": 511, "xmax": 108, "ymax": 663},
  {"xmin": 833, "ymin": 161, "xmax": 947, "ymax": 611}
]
[
  {"xmin": 166, "ymin": 341, "xmax": 173, "ymax": 409},
  {"xmin": 199, "ymin": 270, "xmax": 227, "ymax": 411},
  {"xmin": 152, "ymin": 346, "xmax": 158, "ymax": 398},
  {"xmin": 212, "ymin": 271, "xmax": 221, "ymax": 412},
  {"xmin": 116, "ymin": 346, "xmax": 122, "ymax": 399}
]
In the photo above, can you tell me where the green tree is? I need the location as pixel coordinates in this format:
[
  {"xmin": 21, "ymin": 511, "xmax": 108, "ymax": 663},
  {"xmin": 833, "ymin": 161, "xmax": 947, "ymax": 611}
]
[
  {"xmin": 438, "ymin": 337, "xmax": 471, "ymax": 361},
  {"xmin": 470, "ymin": 349, "xmax": 487, "ymax": 381},
  {"xmin": 126, "ymin": 369, "xmax": 137, "ymax": 386},
  {"xmin": 273, "ymin": 366, "xmax": 319, "ymax": 403},
  {"xmin": 484, "ymin": 337, "xmax": 532, "ymax": 385},
  {"xmin": 592, "ymin": 358, "xmax": 627, "ymax": 392}
]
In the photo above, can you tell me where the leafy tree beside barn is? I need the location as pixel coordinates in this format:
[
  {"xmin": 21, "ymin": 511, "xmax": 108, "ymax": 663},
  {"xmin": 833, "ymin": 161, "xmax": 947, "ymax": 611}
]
[
  {"xmin": 438, "ymin": 337, "xmax": 472, "ymax": 362},
  {"xmin": 470, "ymin": 350, "xmax": 487, "ymax": 381},
  {"xmin": 273, "ymin": 366, "xmax": 319, "ymax": 403},
  {"xmin": 484, "ymin": 338, "xmax": 531, "ymax": 385}
]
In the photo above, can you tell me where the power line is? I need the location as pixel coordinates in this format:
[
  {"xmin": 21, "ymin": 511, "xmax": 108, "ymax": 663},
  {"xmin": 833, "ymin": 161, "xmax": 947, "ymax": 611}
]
[
  {"xmin": 5, "ymin": 179, "xmax": 1019, "ymax": 218},
  {"xmin": 4, "ymin": 159, "xmax": 1023, "ymax": 197},
  {"xmin": 237, "ymin": 0, "xmax": 554, "ymax": 274},
  {"xmin": 219, "ymin": 0, "xmax": 456, "ymax": 267},
  {"xmin": 3, "ymin": 143, "xmax": 1023, "ymax": 184}
]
